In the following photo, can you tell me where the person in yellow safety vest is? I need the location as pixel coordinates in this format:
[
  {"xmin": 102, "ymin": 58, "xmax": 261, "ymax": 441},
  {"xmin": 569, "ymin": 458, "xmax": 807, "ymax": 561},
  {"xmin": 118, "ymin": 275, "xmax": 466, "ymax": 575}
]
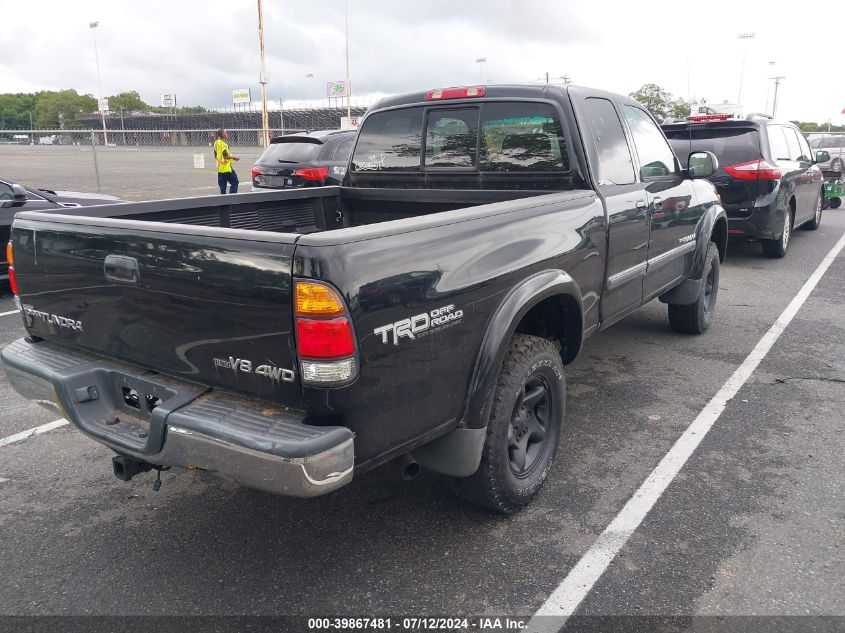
[{"xmin": 213, "ymin": 128, "xmax": 240, "ymax": 194}]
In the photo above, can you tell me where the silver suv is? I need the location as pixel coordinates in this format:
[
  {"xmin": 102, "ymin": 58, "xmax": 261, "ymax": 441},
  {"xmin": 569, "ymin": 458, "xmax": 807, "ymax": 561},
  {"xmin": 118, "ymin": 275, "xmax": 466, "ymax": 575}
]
[{"xmin": 808, "ymin": 134, "xmax": 845, "ymax": 173}]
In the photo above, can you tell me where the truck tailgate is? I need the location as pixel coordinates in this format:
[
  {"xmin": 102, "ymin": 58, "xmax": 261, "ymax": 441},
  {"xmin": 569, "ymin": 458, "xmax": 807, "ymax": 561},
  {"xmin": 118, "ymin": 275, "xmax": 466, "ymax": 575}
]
[{"xmin": 10, "ymin": 212, "xmax": 303, "ymax": 407}]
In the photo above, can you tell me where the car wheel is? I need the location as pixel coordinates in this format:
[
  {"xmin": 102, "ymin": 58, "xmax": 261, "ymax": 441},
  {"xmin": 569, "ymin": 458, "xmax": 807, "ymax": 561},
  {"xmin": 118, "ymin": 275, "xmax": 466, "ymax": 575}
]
[
  {"xmin": 802, "ymin": 192, "xmax": 823, "ymax": 230},
  {"xmin": 832, "ymin": 158, "xmax": 844, "ymax": 174},
  {"xmin": 454, "ymin": 334, "xmax": 564, "ymax": 514},
  {"xmin": 761, "ymin": 208, "xmax": 793, "ymax": 258},
  {"xmin": 668, "ymin": 242, "xmax": 720, "ymax": 335},
  {"xmin": 831, "ymin": 198, "xmax": 842, "ymax": 209}
]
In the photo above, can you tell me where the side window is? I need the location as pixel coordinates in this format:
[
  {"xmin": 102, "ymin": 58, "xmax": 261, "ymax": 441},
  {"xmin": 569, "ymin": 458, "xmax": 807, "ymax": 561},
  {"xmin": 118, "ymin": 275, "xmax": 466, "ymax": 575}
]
[
  {"xmin": 768, "ymin": 126, "xmax": 790, "ymax": 160},
  {"xmin": 330, "ymin": 136, "xmax": 355, "ymax": 162},
  {"xmin": 791, "ymin": 129, "xmax": 812, "ymax": 162},
  {"xmin": 623, "ymin": 106, "xmax": 676, "ymax": 178},
  {"xmin": 583, "ymin": 98, "xmax": 635, "ymax": 185},
  {"xmin": 424, "ymin": 108, "xmax": 479, "ymax": 168},
  {"xmin": 479, "ymin": 102, "xmax": 568, "ymax": 172},
  {"xmin": 783, "ymin": 127, "xmax": 803, "ymax": 161}
]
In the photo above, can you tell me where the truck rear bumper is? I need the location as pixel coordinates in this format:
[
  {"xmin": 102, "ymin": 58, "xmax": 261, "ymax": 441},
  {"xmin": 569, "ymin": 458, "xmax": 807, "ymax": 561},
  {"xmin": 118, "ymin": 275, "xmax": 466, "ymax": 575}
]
[{"xmin": 2, "ymin": 337, "xmax": 354, "ymax": 497}]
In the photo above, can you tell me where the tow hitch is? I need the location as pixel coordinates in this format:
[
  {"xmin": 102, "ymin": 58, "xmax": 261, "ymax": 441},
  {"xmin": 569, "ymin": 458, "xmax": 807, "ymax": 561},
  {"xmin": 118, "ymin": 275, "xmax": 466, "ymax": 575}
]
[{"xmin": 112, "ymin": 455, "xmax": 169, "ymax": 491}]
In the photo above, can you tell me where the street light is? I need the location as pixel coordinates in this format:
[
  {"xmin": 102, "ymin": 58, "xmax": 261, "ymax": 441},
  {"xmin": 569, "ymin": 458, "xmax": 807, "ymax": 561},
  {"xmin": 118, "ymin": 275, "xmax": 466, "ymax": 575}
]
[
  {"xmin": 89, "ymin": 21, "xmax": 108, "ymax": 145},
  {"xmin": 475, "ymin": 57, "xmax": 486, "ymax": 83},
  {"xmin": 305, "ymin": 73, "xmax": 314, "ymax": 105},
  {"xmin": 257, "ymin": 0, "xmax": 270, "ymax": 147},
  {"xmin": 736, "ymin": 32, "xmax": 755, "ymax": 108}
]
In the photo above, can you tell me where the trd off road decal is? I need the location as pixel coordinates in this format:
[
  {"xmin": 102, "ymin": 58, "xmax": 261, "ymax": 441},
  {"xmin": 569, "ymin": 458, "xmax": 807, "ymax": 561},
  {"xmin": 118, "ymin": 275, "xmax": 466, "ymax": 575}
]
[{"xmin": 373, "ymin": 304, "xmax": 463, "ymax": 345}]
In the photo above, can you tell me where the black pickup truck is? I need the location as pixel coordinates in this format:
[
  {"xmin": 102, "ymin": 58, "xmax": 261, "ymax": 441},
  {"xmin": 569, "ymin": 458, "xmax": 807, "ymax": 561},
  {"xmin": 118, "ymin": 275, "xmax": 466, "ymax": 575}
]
[{"xmin": 3, "ymin": 85, "xmax": 727, "ymax": 513}]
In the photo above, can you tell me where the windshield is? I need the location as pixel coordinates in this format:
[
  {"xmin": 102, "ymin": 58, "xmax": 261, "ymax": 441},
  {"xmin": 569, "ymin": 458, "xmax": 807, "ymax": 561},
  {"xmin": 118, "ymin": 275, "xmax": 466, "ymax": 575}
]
[
  {"xmin": 664, "ymin": 127, "xmax": 760, "ymax": 168},
  {"xmin": 258, "ymin": 140, "xmax": 322, "ymax": 164}
]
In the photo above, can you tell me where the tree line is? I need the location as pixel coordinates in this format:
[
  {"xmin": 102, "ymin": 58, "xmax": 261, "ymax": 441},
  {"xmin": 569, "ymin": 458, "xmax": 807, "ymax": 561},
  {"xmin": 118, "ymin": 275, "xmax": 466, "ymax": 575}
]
[{"xmin": 0, "ymin": 90, "xmax": 206, "ymax": 129}]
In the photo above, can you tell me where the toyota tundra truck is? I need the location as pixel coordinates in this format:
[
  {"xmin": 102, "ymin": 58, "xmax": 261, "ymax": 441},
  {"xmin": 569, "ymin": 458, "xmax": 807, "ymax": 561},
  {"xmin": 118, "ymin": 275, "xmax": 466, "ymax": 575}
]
[{"xmin": 3, "ymin": 84, "xmax": 727, "ymax": 513}]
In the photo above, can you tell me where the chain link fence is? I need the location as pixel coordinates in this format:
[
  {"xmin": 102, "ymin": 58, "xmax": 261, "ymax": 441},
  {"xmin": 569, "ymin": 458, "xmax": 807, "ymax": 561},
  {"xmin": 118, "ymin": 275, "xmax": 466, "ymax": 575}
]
[{"xmin": 0, "ymin": 128, "xmax": 322, "ymax": 201}]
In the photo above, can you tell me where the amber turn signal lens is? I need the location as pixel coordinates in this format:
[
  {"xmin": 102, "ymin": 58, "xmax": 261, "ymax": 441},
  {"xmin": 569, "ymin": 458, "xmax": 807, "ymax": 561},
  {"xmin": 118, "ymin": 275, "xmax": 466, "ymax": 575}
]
[
  {"xmin": 295, "ymin": 281, "xmax": 346, "ymax": 316},
  {"xmin": 5, "ymin": 241, "xmax": 12, "ymax": 266}
]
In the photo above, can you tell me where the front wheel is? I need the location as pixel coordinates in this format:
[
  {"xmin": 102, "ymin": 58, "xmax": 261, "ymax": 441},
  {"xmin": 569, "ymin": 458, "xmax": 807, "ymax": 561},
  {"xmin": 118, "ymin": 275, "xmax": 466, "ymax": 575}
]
[
  {"xmin": 454, "ymin": 334, "xmax": 565, "ymax": 514},
  {"xmin": 668, "ymin": 242, "xmax": 720, "ymax": 335}
]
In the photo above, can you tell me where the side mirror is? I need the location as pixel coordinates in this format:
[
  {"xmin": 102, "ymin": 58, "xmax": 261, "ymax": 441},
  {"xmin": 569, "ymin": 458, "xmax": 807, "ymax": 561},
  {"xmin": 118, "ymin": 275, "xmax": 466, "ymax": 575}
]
[
  {"xmin": 687, "ymin": 151, "xmax": 718, "ymax": 178},
  {"xmin": 11, "ymin": 183, "xmax": 28, "ymax": 200},
  {"xmin": 815, "ymin": 150, "xmax": 830, "ymax": 164}
]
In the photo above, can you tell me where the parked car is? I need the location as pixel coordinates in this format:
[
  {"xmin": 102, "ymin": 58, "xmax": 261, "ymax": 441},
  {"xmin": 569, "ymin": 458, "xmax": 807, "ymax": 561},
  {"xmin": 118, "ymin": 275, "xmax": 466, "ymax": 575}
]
[
  {"xmin": 1, "ymin": 178, "xmax": 122, "ymax": 281},
  {"xmin": 3, "ymin": 84, "xmax": 727, "ymax": 513},
  {"xmin": 663, "ymin": 114, "xmax": 826, "ymax": 258},
  {"xmin": 807, "ymin": 134, "xmax": 845, "ymax": 174},
  {"xmin": 251, "ymin": 130, "xmax": 356, "ymax": 190}
]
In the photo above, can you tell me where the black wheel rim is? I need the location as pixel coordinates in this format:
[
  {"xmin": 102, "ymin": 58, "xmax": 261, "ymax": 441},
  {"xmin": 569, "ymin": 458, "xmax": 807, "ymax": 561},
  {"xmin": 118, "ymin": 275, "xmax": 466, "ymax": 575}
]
[
  {"xmin": 703, "ymin": 258, "xmax": 716, "ymax": 317},
  {"xmin": 508, "ymin": 375, "xmax": 552, "ymax": 477}
]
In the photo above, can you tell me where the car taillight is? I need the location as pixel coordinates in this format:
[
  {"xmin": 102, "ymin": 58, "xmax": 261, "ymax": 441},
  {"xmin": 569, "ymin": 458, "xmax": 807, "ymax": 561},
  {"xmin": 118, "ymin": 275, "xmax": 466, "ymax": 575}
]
[
  {"xmin": 251, "ymin": 166, "xmax": 262, "ymax": 179},
  {"xmin": 724, "ymin": 159, "xmax": 781, "ymax": 181},
  {"xmin": 294, "ymin": 281, "xmax": 358, "ymax": 385},
  {"xmin": 425, "ymin": 86, "xmax": 486, "ymax": 100},
  {"xmin": 6, "ymin": 242, "xmax": 18, "ymax": 295},
  {"xmin": 293, "ymin": 166, "xmax": 329, "ymax": 182}
]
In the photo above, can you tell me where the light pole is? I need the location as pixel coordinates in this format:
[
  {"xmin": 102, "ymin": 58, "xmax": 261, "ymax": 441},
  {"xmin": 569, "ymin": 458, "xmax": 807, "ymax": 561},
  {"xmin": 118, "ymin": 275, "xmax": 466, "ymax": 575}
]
[
  {"xmin": 257, "ymin": 0, "xmax": 270, "ymax": 147},
  {"xmin": 770, "ymin": 75, "xmax": 785, "ymax": 118},
  {"xmin": 345, "ymin": 0, "xmax": 351, "ymax": 119},
  {"xmin": 475, "ymin": 57, "xmax": 486, "ymax": 83},
  {"xmin": 305, "ymin": 73, "xmax": 314, "ymax": 105},
  {"xmin": 89, "ymin": 21, "xmax": 108, "ymax": 145},
  {"xmin": 736, "ymin": 32, "xmax": 755, "ymax": 108}
]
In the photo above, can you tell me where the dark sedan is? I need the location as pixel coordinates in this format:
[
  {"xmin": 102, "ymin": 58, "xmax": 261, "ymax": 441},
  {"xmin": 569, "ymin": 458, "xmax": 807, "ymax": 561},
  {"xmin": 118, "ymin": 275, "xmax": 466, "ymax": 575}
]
[
  {"xmin": 1, "ymin": 178, "xmax": 122, "ymax": 281},
  {"xmin": 250, "ymin": 130, "xmax": 356, "ymax": 190}
]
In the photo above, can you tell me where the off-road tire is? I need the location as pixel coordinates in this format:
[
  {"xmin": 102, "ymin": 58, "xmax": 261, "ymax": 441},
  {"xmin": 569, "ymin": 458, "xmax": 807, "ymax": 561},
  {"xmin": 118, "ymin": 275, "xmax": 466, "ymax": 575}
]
[
  {"xmin": 454, "ymin": 334, "xmax": 565, "ymax": 514},
  {"xmin": 668, "ymin": 242, "xmax": 720, "ymax": 335}
]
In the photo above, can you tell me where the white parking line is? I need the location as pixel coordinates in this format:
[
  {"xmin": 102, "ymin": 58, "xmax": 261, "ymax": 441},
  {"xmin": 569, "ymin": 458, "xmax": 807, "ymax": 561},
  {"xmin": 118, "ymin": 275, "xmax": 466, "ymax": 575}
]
[
  {"xmin": 0, "ymin": 419, "xmax": 68, "ymax": 448},
  {"xmin": 0, "ymin": 309, "xmax": 20, "ymax": 317},
  {"xmin": 527, "ymin": 229, "xmax": 845, "ymax": 633}
]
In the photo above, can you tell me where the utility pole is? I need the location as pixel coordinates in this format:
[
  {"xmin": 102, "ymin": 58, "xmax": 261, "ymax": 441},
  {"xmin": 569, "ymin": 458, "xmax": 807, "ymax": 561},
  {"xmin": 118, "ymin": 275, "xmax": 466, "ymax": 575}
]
[
  {"xmin": 770, "ymin": 76, "xmax": 785, "ymax": 118},
  {"xmin": 257, "ymin": 0, "xmax": 270, "ymax": 147},
  {"xmin": 736, "ymin": 32, "xmax": 755, "ymax": 108},
  {"xmin": 305, "ymin": 73, "xmax": 314, "ymax": 104},
  {"xmin": 89, "ymin": 21, "xmax": 109, "ymax": 146},
  {"xmin": 345, "ymin": 0, "xmax": 352, "ymax": 119},
  {"xmin": 476, "ymin": 57, "xmax": 486, "ymax": 83},
  {"xmin": 764, "ymin": 61, "xmax": 775, "ymax": 115}
]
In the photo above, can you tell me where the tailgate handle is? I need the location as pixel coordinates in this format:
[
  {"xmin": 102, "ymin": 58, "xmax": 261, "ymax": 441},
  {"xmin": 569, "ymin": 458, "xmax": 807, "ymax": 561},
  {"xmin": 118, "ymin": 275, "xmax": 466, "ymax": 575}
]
[{"xmin": 104, "ymin": 255, "xmax": 139, "ymax": 284}]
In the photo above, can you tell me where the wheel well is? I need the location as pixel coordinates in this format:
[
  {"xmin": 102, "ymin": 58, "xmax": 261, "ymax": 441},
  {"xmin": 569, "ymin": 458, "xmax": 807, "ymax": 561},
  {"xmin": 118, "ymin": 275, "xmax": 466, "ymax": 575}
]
[
  {"xmin": 513, "ymin": 294, "xmax": 582, "ymax": 364},
  {"xmin": 711, "ymin": 217, "xmax": 727, "ymax": 262}
]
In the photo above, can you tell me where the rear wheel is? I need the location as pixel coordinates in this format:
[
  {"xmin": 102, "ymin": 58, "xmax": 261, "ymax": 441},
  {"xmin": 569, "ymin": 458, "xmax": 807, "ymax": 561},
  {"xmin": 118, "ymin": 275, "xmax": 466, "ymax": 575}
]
[
  {"xmin": 832, "ymin": 158, "xmax": 844, "ymax": 174},
  {"xmin": 802, "ymin": 192, "xmax": 823, "ymax": 230},
  {"xmin": 668, "ymin": 242, "xmax": 720, "ymax": 334},
  {"xmin": 761, "ymin": 207, "xmax": 793, "ymax": 258},
  {"xmin": 831, "ymin": 198, "xmax": 842, "ymax": 210},
  {"xmin": 454, "ymin": 334, "xmax": 565, "ymax": 514}
]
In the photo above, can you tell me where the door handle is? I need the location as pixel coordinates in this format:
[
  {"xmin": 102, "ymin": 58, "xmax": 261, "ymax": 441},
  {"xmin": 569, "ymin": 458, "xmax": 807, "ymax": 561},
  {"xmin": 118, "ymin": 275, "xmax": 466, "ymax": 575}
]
[{"xmin": 104, "ymin": 255, "xmax": 139, "ymax": 284}]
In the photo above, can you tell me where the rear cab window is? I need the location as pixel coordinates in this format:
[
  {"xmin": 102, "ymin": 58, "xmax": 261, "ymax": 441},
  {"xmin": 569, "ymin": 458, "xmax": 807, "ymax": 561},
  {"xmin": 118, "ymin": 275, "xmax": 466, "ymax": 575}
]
[{"xmin": 350, "ymin": 101, "xmax": 569, "ymax": 184}]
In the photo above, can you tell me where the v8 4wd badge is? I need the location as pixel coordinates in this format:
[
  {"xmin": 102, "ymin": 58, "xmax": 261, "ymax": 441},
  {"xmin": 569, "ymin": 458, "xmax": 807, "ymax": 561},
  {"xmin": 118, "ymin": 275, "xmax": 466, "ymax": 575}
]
[{"xmin": 373, "ymin": 304, "xmax": 464, "ymax": 345}]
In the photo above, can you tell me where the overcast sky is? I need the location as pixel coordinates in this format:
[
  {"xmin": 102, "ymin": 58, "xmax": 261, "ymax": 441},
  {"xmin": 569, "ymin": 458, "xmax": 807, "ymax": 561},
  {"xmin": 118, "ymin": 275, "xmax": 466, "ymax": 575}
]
[{"xmin": 1, "ymin": 0, "xmax": 843, "ymax": 122}]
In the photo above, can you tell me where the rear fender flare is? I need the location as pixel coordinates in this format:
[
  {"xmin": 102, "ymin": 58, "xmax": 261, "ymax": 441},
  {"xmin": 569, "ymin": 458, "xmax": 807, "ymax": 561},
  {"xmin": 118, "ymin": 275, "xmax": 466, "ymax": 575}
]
[{"xmin": 463, "ymin": 270, "xmax": 583, "ymax": 430}]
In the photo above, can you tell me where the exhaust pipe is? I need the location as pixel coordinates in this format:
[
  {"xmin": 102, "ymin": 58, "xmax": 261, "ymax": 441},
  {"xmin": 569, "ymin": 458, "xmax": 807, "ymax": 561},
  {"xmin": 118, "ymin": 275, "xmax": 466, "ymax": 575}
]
[{"xmin": 400, "ymin": 454, "xmax": 421, "ymax": 480}]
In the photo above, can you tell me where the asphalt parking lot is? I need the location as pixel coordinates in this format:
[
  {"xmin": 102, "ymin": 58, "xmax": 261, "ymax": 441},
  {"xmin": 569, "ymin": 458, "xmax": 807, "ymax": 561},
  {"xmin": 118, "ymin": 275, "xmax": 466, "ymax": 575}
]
[{"xmin": 0, "ymin": 212, "xmax": 843, "ymax": 630}]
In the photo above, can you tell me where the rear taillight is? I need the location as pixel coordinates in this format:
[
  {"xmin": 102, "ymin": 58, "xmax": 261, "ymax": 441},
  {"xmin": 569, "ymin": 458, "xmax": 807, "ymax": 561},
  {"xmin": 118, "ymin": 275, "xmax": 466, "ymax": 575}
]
[
  {"xmin": 251, "ymin": 166, "xmax": 262, "ymax": 179},
  {"xmin": 293, "ymin": 166, "xmax": 329, "ymax": 182},
  {"xmin": 6, "ymin": 242, "xmax": 18, "ymax": 295},
  {"xmin": 724, "ymin": 159, "xmax": 781, "ymax": 181},
  {"xmin": 425, "ymin": 86, "xmax": 486, "ymax": 100},
  {"xmin": 294, "ymin": 281, "xmax": 358, "ymax": 385}
]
